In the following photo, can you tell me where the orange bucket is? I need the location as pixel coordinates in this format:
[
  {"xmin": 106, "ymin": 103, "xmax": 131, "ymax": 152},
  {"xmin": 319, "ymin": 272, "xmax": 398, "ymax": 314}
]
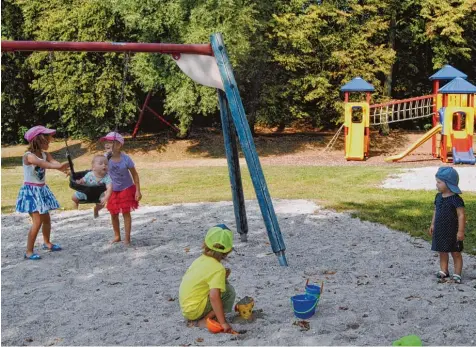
[{"xmin": 206, "ymin": 318, "xmax": 224, "ymax": 334}]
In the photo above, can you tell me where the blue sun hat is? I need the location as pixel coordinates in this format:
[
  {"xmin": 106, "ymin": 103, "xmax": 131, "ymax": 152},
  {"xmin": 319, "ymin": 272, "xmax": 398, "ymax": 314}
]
[{"xmin": 436, "ymin": 167, "xmax": 462, "ymax": 194}]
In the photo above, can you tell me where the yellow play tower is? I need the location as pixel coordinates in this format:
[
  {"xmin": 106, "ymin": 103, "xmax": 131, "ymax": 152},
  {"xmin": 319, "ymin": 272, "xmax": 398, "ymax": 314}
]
[{"xmin": 340, "ymin": 77, "xmax": 374, "ymax": 161}]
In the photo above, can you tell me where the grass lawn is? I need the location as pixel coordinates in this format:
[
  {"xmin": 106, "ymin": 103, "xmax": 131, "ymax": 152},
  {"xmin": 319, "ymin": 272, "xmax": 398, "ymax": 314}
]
[{"xmin": 2, "ymin": 161, "xmax": 475, "ymax": 255}]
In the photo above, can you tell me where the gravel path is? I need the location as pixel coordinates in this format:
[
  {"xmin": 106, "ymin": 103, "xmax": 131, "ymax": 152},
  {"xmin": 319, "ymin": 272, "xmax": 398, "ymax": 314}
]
[{"xmin": 381, "ymin": 167, "xmax": 476, "ymax": 192}]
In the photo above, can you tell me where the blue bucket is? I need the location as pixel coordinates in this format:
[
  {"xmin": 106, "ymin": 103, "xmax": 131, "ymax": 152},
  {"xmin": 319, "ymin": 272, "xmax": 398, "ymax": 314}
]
[
  {"xmin": 291, "ymin": 294, "xmax": 318, "ymax": 319},
  {"xmin": 305, "ymin": 284, "xmax": 321, "ymax": 299}
]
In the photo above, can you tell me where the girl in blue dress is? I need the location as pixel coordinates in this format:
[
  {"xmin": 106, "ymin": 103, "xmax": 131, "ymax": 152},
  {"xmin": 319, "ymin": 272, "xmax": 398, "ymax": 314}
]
[
  {"xmin": 428, "ymin": 167, "xmax": 465, "ymax": 283},
  {"xmin": 16, "ymin": 126, "xmax": 70, "ymax": 260}
]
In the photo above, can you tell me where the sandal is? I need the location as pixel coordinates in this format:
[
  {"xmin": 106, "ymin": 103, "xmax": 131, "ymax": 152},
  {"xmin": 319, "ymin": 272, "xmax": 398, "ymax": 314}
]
[
  {"xmin": 452, "ymin": 274, "xmax": 462, "ymax": 284},
  {"xmin": 436, "ymin": 270, "xmax": 449, "ymax": 279},
  {"xmin": 24, "ymin": 253, "xmax": 41, "ymax": 260},
  {"xmin": 42, "ymin": 244, "xmax": 62, "ymax": 252}
]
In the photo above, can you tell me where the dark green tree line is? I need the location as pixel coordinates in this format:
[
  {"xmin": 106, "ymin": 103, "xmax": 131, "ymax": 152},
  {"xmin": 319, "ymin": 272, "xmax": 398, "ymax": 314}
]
[{"xmin": 2, "ymin": 0, "xmax": 475, "ymax": 143}]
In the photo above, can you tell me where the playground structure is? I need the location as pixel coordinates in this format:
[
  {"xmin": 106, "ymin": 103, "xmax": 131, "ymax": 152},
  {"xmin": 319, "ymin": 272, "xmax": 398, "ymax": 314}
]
[
  {"xmin": 1, "ymin": 34, "xmax": 288, "ymax": 266},
  {"xmin": 341, "ymin": 65, "xmax": 476, "ymax": 164}
]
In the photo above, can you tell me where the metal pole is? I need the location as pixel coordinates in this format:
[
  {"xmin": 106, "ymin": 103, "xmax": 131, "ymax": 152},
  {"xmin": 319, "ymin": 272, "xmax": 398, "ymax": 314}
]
[
  {"xmin": 211, "ymin": 33, "xmax": 287, "ymax": 266},
  {"xmin": 132, "ymin": 91, "xmax": 153, "ymax": 138},
  {"xmin": 218, "ymin": 89, "xmax": 249, "ymax": 242},
  {"xmin": 1, "ymin": 40, "xmax": 213, "ymax": 55}
]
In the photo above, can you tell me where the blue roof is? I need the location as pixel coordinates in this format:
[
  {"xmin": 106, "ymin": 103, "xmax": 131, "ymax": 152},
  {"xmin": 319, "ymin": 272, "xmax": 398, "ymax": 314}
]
[
  {"xmin": 438, "ymin": 77, "xmax": 476, "ymax": 94},
  {"xmin": 429, "ymin": 65, "xmax": 467, "ymax": 81},
  {"xmin": 340, "ymin": 77, "xmax": 375, "ymax": 92}
]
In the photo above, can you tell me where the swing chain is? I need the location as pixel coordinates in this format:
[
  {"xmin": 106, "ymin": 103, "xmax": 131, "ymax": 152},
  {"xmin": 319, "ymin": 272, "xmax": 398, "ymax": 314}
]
[
  {"xmin": 47, "ymin": 51, "xmax": 70, "ymax": 148},
  {"xmin": 115, "ymin": 51, "xmax": 131, "ymax": 132}
]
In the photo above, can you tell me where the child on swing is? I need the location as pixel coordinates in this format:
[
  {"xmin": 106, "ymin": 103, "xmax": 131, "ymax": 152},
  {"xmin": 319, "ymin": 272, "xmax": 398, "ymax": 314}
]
[
  {"xmin": 71, "ymin": 155, "xmax": 113, "ymax": 218},
  {"xmin": 179, "ymin": 224, "xmax": 236, "ymax": 332},
  {"xmin": 100, "ymin": 132, "xmax": 141, "ymax": 245},
  {"xmin": 16, "ymin": 126, "xmax": 70, "ymax": 260},
  {"xmin": 429, "ymin": 167, "xmax": 465, "ymax": 283}
]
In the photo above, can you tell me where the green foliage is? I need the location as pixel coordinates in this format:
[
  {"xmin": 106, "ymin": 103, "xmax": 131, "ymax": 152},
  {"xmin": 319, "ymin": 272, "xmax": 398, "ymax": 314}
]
[
  {"xmin": 1, "ymin": 0, "xmax": 476, "ymax": 142},
  {"xmin": 115, "ymin": 0, "xmax": 259, "ymax": 137},
  {"xmin": 269, "ymin": 0, "xmax": 397, "ymax": 128},
  {"xmin": 1, "ymin": 0, "xmax": 37, "ymax": 143}
]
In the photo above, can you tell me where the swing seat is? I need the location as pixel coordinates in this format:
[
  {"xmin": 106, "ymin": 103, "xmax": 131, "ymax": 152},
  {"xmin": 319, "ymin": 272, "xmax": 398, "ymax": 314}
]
[{"xmin": 70, "ymin": 170, "xmax": 107, "ymax": 204}]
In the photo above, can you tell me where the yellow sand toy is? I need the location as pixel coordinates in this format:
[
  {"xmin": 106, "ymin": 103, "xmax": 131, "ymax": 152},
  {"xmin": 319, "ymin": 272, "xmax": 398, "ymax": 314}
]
[{"xmin": 234, "ymin": 296, "xmax": 255, "ymax": 320}]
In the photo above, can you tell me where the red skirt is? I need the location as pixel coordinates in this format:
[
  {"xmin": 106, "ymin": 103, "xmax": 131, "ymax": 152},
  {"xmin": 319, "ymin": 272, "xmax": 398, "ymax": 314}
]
[{"xmin": 107, "ymin": 185, "xmax": 139, "ymax": 215}]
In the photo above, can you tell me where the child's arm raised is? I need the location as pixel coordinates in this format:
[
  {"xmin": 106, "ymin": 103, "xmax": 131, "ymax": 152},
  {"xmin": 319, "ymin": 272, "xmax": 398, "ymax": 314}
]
[
  {"xmin": 456, "ymin": 207, "xmax": 465, "ymax": 241},
  {"xmin": 26, "ymin": 153, "xmax": 69, "ymax": 171},
  {"xmin": 129, "ymin": 167, "xmax": 142, "ymax": 201},
  {"xmin": 209, "ymin": 288, "xmax": 233, "ymax": 332}
]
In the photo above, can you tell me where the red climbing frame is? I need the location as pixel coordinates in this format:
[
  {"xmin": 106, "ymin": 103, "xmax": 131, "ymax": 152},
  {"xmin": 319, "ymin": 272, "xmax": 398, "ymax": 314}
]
[{"xmin": 132, "ymin": 91, "xmax": 180, "ymax": 138}]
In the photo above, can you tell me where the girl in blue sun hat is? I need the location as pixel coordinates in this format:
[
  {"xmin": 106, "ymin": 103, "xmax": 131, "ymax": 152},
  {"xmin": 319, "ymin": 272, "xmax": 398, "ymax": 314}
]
[
  {"xmin": 16, "ymin": 126, "xmax": 70, "ymax": 260},
  {"xmin": 428, "ymin": 167, "xmax": 465, "ymax": 283}
]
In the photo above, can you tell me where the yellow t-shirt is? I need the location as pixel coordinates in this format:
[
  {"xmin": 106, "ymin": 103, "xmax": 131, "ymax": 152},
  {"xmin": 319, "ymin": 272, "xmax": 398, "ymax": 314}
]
[{"xmin": 179, "ymin": 255, "xmax": 226, "ymax": 320}]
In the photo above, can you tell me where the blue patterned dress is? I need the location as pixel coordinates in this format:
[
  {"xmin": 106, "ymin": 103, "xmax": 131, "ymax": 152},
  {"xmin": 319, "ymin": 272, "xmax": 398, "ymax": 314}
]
[{"xmin": 15, "ymin": 151, "xmax": 60, "ymax": 214}]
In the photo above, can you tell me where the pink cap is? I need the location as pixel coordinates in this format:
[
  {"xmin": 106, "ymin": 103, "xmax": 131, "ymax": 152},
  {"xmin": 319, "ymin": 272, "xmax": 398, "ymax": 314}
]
[
  {"xmin": 99, "ymin": 131, "xmax": 124, "ymax": 145},
  {"xmin": 24, "ymin": 125, "xmax": 56, "ymax": 142}
]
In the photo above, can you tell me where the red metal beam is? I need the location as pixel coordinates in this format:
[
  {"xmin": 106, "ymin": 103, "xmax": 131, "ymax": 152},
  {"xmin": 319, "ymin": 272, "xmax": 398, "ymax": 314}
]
[
  {"xmin": 369, "ymin": 94, "xmax": 435, "ymax": 109},
  {"xmin": 1, "ymin": 40, "xmax": 213, "ymax": 56}
]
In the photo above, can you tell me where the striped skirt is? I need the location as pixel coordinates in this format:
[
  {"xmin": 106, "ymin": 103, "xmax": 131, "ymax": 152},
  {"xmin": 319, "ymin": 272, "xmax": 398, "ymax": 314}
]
[{"xmin": 15, "ymin": 184, "xmax": 60, "ymax": 214}]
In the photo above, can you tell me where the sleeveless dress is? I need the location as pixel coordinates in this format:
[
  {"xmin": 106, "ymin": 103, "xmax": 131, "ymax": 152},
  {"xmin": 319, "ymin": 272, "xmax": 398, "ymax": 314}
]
[
  {"xmin": 15, "ymin": 151, "xmax": 60, "ymax": 214},
  {"xmin": 431, "ymin": 193, "xmax": 464, "ymax": 252}
]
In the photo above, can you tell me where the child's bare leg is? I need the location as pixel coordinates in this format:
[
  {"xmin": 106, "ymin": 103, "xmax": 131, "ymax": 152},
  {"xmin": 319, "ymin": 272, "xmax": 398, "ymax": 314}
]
[
  {"xmin": 40, "ymin": 213, "xmax": 53, "ymax": 248},
  {"xmin": 72, "ymin": 195, "xmax": 79, "ymax": 209},
  {"xmin": 26, "ymin": 212, "xmax": 42, "ymax": 256},
  {"xmin": 439, "ymin": 252, "xmax": 449, "ymax": 274},
  {"xmin": 451, "ymin": 252, "xmax": 463, "ymax": 275},
  {"xmin": 94, "ymin": 204, "xmax": 103, "ymax": 218},
  {"xmin": 123, "ymin": 212, "xmax": 132, "ymax": 245},
  {"xmin": 110, "ymin": 213, "xmax": 121, "ymax": 243}
]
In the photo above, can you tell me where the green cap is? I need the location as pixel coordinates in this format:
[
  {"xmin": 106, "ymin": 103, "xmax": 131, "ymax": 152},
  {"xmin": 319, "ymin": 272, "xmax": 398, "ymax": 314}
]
[{"xmin": 205, "ymin": 224, "xmax": 233, "ymax": 253}]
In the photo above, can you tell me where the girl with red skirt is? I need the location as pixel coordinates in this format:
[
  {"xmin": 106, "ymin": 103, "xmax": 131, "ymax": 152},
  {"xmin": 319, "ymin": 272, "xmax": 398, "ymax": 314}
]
[{"xmin": 100, "ymin": 132, "xmax": 142, "ymax": 245}]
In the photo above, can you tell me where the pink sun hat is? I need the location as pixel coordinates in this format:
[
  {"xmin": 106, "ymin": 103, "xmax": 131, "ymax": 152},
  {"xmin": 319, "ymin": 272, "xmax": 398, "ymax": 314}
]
[
  {"xmin": 99, "ymin": 131, "xmax": 124, "ymax": 145},
  {"xmin": 24, "ymin": 125, "xmax": 56, "ymax": 142}
]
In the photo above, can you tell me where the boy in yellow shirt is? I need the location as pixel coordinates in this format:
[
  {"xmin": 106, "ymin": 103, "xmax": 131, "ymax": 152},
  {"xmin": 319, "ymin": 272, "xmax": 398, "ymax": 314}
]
[{"xmin": 179, "ymin": 224, "xmax": 236, "ymax": 332}]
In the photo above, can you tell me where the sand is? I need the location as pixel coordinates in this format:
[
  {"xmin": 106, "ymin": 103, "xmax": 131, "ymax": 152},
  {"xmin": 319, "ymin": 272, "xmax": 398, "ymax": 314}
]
[{"xmin": 2, "ymin": 196, "xmax": 476, "ymax": 346}]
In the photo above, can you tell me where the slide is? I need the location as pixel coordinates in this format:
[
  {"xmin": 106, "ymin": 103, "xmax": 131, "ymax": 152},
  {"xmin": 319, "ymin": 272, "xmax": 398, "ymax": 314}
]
[
  {"xmin": 385, "ymin": 124, "xmax": 442, "ymax": 162},
  {"xmin": 345, "ymin": 122, "xmax": 365, "ymax": 160},
  {"xmin": 451, "ymin": 134, "xmax": 476, "ymax": 165}
]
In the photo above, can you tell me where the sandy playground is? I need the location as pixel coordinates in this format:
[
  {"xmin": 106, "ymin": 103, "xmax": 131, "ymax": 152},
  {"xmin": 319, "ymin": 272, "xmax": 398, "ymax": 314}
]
[{"xmin": 1, "ymin": 168, "xmax": 476, "ymax": 346}]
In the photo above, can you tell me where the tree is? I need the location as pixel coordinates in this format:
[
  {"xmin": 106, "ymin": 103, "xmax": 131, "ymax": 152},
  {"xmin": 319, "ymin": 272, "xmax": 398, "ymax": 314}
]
[
  {"xmin": 1, "ymin": 0, "xmax": 37, "ymax": 143},
  {"xmin": 269, "ymin": 0, "xmax": 395, "ymax": 128},
  {"xmin": 115, "ymin": 0, "xmax": 260, "ymax": 137},
  {"xmin": 8, "ymin": 0, "xmax": 138, "ymax": 139}
]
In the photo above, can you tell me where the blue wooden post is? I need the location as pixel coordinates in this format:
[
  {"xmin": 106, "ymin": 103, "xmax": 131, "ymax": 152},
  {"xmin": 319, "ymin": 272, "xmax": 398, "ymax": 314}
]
[
  {"xmin": 211, "ymin": 33, "xmax": 287, "ymax": 266},
  {"xmin": 218, "ymin": 89, "xmax": 248, "ymax": 241}
]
